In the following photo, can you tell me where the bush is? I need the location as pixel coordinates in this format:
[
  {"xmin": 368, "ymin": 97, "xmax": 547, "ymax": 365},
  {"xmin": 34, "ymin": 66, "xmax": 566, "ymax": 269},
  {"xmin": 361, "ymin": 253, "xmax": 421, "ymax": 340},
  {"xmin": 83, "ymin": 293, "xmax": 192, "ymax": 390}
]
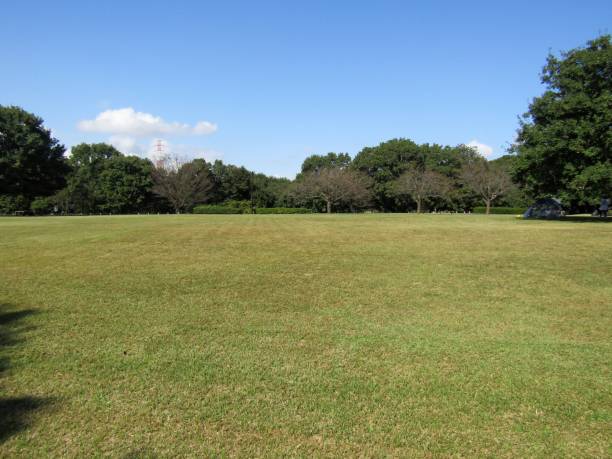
[
  {"xmin": 255, "ymin": 207, "xmax": 312, "ymax": 214},
  {"xmin": 193, "ymin": 205, "xmax": 243, "ymax": 214},
  {"xmin": 0, "ymin": 195, "xmax": 29, "ymax": 215},
  {"xmin": 473, "ymin": 206, "xmax": 526, "ymax": 214},
  {"xmin": 30, "ymin": 197, "xmax": 53, "ymax": 215},
  {"xmin": 223, "ymin": 200, "xmax": 253, "ymax": 214}
]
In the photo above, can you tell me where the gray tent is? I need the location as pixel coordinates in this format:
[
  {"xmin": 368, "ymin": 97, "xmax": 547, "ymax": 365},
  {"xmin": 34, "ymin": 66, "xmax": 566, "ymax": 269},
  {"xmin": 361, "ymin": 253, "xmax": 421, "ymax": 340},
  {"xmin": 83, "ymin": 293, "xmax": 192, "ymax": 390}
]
[{"xmin": 523, "ymin": 198, "xmax": 564, "ymax": 219}]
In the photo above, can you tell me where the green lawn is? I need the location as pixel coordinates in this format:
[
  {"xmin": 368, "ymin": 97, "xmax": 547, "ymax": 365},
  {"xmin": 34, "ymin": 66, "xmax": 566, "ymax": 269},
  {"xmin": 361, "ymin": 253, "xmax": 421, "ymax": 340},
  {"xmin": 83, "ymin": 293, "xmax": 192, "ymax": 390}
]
[{"xmin": 0, "ymin": 214, "xmax": 610, "ymax": 457}]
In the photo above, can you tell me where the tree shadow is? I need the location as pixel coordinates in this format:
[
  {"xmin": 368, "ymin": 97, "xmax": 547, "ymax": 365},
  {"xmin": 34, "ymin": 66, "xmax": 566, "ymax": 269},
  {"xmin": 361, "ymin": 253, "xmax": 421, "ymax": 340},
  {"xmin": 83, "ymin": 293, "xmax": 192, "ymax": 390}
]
[
  {"xmin": 526, "ymin": 216, "xmax": 612, "ymax": 223},
  {"xmin": 560, "ymin": 216, "xmax": 612, "ymax": 223},
  {"xmin": 0, "ymin": 303, "xmax": 53, "ymax": 443},
  {"xmin": 0, "ymin": 396, "xmax": 52, "ymax": 443}
]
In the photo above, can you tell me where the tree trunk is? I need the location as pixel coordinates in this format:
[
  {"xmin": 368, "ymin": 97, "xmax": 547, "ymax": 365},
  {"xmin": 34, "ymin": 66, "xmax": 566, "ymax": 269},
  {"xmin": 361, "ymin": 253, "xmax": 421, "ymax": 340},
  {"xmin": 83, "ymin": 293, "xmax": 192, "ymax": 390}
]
[
  {"xmin": 485, "ymin": 199, "xmax": 491, "ymax": 215},
  {"xmin": 326, "ymin": 199, "xmax": 332, "ymax": 214},
  {"xmin": 416, "ymin": 199, "xmax": 422, "ymax": 214}
]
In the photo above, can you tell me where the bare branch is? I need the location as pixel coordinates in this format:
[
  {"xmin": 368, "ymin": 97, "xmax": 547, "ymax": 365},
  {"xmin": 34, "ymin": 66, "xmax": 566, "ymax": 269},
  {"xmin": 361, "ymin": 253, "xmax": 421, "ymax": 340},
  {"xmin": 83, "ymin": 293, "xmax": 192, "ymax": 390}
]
[{"xmin": 152, "ymin": 156, "xmax": 214, "ymax": 213}]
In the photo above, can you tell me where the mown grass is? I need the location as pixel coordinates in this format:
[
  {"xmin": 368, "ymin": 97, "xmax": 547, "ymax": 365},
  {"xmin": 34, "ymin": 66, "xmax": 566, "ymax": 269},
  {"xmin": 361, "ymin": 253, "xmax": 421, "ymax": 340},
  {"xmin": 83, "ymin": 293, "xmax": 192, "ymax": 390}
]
[{"xmin": 0, "ymin": 214, "xmax": 610, "ymax": 457}]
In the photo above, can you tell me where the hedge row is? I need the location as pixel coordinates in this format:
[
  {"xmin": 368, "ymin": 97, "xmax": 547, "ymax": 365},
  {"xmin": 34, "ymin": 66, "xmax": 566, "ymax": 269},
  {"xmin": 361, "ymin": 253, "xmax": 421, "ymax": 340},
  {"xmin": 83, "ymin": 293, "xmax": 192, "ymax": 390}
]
[
  {"xmin": 193, "ymin": 205, "xmax": 243, "ymax": 214},
  {"xmin": 193, "ymin": 206, "xmax": 312, "ymax": 214},
  {"xmin": 255, "ymin": 207, "xmax": 311, "ymax": 214},
  {"xmin": 473, "ymin": 206, "xmax": 526, "ymax": 214}
]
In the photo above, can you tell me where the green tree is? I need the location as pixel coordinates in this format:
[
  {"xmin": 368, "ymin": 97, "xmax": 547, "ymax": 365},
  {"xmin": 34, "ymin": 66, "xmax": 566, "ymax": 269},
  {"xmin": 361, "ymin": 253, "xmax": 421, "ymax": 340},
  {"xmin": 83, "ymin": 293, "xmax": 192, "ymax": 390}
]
[
  {"xmin": 57, "ymin": 143, "xmax": 156, "ymax": 214},
  {"xmin": 251, "ymin": 174, "xmax": 291, "ymax": 208},
  {"xmin": 96, "ymin": 155, "xmax": 154, "ymax": 213},
  {"xmin": 65, "ymin": 143, "xmax": 122, "ymax": 213},
  {"xmin": 301, "ymin": 152, "xmax": 351, "ymax": 174},
  {"xmin": 0, "ymin": 105, "xmax": 68, "ymax": 211},
  {"xmin": 352, "ymin": 138, "xmax": 421, "ymax": 210},
  {"xmin": 512, "ymin": 35, "xmax": 612, "ymax": 210},
  {"xmin": 352, "ymin": 139, "xmax": 479, "ymax": 211},
  {"xmin": 210, "ymin": 160, "xmax": 252, "ymax": 202}
]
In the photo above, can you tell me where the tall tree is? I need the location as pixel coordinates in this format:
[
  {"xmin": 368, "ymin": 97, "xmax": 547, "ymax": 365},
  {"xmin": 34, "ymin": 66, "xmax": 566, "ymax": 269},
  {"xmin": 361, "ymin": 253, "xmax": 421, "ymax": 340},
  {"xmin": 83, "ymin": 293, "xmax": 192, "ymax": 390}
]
[
  {"xmin": 251, "ymin": 173, "xmax": 291, "ymax": 208},
  {"xmin": 461, "ymin": 159, "xmax": 513, "ymax": 214},
  {"xmin": 511, "ymin": 35, "xmax": 612, "ymax": 210},
  {"xmin": 65, "ymin": 143, "xmax": 122, "ymax": 213},
  {"xmin": 96, "ymin": 155, "xmax": 154, "ymax": 213},
  {"xmin": 352, "ymin": 138, "xmax": 421, "ymax": 210},
  {"xmin": 53, "ymin": 143, "xmax": 157, "ymax": 214},
  {"xmin": 152, "ymin": 157, "xmax": 214, "ymax": 213},
  {"xmin": 0, "ymin": 105, "xmax": 68, "ymax": 212},
  {"xmin": 209, "ymin": 160, "xmax": 252, "ymax": 202},
  {"xmin": 352, "ymin": 139, "xmax": 479, "ymax": 211},
  {"xmin": 394, "ymin": 168, "xmax": 452, "ymax": 213}
]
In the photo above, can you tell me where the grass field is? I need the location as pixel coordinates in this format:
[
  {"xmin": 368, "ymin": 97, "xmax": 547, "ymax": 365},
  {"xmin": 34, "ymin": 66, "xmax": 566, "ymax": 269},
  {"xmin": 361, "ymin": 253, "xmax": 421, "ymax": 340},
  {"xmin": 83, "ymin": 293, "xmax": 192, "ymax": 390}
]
[{"xmin": 1, "ymin": 214, "xmax": 610, "ymax": 457}]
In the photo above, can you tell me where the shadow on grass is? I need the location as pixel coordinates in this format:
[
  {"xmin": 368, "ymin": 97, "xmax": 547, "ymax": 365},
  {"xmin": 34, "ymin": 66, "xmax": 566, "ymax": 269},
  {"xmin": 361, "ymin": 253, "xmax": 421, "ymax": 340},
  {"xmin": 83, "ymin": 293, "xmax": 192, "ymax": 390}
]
[
  {"xmin": 525, "ymin": 216, "xmax": 612, "ymax": 223},
  {"xmin": 560, "ymin": 216, "xmax": 612, "ymax": 223},
  {"xmin": 0, "ymin": 396, "xmax": 53, "ymax": 443},
  {"xmin": 0, "ymin": 303, "xmax": 53, "ymax": 443}
]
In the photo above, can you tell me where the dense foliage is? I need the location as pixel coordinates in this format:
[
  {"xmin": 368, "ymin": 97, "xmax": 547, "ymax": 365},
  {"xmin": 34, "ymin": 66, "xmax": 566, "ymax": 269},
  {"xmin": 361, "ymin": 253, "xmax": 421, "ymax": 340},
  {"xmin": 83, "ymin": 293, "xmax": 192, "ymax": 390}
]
[
  {"xmin": 192, "ymin": 205, "xmax": 244, "ymax": 214},
  {"xmin": 61, "ymin": 143, "xmax": 154, "ymax": 214},
  {"xmin": 0, "ymin": 106, "xmax": 69, "ymax": 213},
  {"xmin": 352, "ymin": 139, "xmax": 482, "ymax": 211},
  {"xmin": 512, "ymin": 35, "xmax": 612, "ymax": 211},
  {"xmin": 255, "ymin": 207, "xmax": 311, "ymax": 214}
]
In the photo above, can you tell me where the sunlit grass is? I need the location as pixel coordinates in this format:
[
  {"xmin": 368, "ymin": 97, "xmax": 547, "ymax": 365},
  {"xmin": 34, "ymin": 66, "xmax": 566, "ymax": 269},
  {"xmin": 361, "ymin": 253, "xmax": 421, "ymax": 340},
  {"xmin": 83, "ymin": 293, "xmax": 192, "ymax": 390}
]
[{"xmin": 1, "ymin": 214, "xmax": 610, "ymax": 456}]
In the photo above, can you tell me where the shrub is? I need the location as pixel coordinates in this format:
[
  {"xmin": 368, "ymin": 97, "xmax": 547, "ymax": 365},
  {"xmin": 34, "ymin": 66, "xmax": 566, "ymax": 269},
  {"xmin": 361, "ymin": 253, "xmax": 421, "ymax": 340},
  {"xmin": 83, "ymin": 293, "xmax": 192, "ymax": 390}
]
[
  {"xmin": 255, "ymin": 207, "xmax": 312, "ymax": 214},
  {"xmin": 193, "ymin": 205, "xmax": 243, "ymax": 214},
  {"xmin": 224, "ymin": 200, "xmax": 253, "ymax": 214},
  {"xmin": 473, "ymin": 206, "xmax": 526, "ymax": 214},
  {"xmin": 30, "ymin": 197, "xmax": 53, "ymax": 215},
  {"xmin": 0, "ymin": 195, "xmax": 29, "ymax": 215}
]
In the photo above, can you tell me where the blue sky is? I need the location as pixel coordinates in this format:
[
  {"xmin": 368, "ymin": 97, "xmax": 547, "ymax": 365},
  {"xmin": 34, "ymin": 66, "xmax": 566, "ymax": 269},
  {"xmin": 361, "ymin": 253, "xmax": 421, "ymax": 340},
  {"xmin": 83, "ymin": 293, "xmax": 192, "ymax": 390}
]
[{"xmin": 1, "ymin": 1, "xmax": 610, "ymax": 177}]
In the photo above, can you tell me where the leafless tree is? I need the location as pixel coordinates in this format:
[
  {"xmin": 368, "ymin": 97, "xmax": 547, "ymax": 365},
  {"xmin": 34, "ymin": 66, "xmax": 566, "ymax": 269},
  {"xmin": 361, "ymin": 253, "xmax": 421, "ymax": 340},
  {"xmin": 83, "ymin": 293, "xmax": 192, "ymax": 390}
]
[
  {"xmin": 394, "ymin": 168, "xmax": 452, "ymax": 213},
  {"xmin": 292, "ymin": 168, "xmax": 372, "ymax": 213},
  {"xmin": 461, "ymin": 159, "xmax": 513, "ymax": 214},
  {"xmin": 343, "ymin": 171, "xmax": 373, "ymax": 212},
  {"xmin": 152, "ymin": 156, "xmax": 214, "ymax": 213}
]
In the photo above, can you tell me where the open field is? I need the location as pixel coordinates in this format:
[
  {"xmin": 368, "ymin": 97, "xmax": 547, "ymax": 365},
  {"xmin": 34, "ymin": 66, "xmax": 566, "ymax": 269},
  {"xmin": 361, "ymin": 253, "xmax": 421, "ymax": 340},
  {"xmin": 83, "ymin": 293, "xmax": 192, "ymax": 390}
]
[{"xmin": 0, "ymin": 214, "xmax": 610, "ymax": 457}]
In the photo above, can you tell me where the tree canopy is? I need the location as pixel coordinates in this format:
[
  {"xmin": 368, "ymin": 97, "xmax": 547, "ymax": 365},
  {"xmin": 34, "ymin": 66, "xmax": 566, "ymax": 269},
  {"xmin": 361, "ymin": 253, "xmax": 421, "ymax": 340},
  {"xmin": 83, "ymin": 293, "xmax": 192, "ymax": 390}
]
[
  {"xmin": 301, "ymin": 152, "xmax": 352, "ymax": 174},
  {"xmin": 0, "ymin": 105, "xmax": 68, "ymax": 211},
  {"xmin": 60, "ymin": 143, "xmax": 153, "ymax": 214},
  {"xmin": 512, "ymin": 35, "xmax": 612, "ymax": 210},
  {"xmin": 352, "ymin": 139, "xmax": 481, "ymax": 211}
]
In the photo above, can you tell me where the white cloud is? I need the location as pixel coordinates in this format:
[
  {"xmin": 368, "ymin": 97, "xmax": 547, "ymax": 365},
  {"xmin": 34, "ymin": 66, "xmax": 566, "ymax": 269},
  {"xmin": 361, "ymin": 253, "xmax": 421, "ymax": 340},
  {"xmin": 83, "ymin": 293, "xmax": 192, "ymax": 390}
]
[
  {"xmin": 78, "ymin": 107, "xmax": 218, "ymax": 137},
  {"xmin": 193, "ymin": 121, "xmax": 217, "ymax": 135},
  {"xmin": 109, "ymin": 135, "xmax": 142, "ymax": 154},
  {"xmin": 466, "ymin": 139, "xmax": 493, "ymax": 157}
]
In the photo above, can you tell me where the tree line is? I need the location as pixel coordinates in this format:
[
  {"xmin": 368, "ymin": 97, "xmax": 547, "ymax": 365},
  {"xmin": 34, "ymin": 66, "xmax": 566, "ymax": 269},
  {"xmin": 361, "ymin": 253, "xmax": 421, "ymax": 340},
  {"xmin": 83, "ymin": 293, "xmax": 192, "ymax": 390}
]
[
  {"xmin": 1, "ymin": 35, "xmax": 609, "ymax": 215},
  {"xmin": 0, "ymin": 113, "xmax": 523, "ymax": 215}
]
